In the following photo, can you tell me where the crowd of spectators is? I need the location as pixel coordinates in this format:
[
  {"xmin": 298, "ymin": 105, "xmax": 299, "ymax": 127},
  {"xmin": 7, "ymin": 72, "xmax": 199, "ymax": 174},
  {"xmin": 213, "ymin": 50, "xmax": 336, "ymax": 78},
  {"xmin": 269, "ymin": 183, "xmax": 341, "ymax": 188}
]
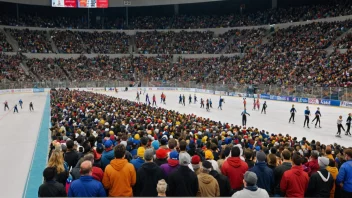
[
  {"xmin": 225, "ymin": 29, "xmax": 266, "ymax": 53},
  {"xmin": 0, "ymin": 53, "xmax": 34, "ymax": 82},
  {"xmin": 25, "ymin": 58, "xmax": 69, "ymax": 81},
  {"xmin": 5, "ymin": 28, "xmax": 52, "ymax": 53},
  {"xmin": 132, "ymin": 55, "xmax": 173, "ymax": 82},
  {"xmin": 333, "ymin": 33, "xmax": 352, "ymax": 49},
  {"xmin": 135, "ymin": 31, "xmax": 175, "ymax": 54},
  {"xmin": 0, "ymin": 31, "xmax": 12, "ymax": 52},
  {"xmin": 51, "ymin": 31, "xmax": 85, "ymax": 54},
  {"xmin": 266, "ymin": 20, "xmax": 352, "ymax": 53},
  {"xmin": 38, "ymin": 89, "xmax": 352, "ymax": 197},
  {"xmin": 78, "ymin": 31, "xmax": 130, "ymax": 54}
]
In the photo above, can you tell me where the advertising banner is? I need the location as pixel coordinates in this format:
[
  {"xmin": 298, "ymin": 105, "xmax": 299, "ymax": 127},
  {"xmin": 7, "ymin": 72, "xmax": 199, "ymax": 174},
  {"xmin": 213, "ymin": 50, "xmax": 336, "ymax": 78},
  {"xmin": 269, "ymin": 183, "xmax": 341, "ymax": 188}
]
[
  {"xmin": 270, "ymin": 95, "xmax": 277, "ymax": 100},
  {"xmin": 276, "ymin": 96, "xmax": 287, "ymax": 101},
  {"xmin": 260, "ymin": 94, "xmax": 270, "ymax": 99},
  {"xmin": 33, "ymin": 88, "xmax": 44, "ymax": 93},
  {"xmin": 341, "ymin": 101, "xmax": 352, "ymax": 107},
  {"xmin": 298, "ymin": 98, "xmax": 308, "ymax": 103},
  {"xmin": 308, "ymin": 98, "xmax": 320, "ymax": 104}
]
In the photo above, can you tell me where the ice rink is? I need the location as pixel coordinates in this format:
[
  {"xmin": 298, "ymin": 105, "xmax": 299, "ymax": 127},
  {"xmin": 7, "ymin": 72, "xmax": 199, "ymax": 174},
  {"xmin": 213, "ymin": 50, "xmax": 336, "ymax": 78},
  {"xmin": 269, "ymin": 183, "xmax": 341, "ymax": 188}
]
[
  {"xmin": 0, "ymin": 93, "xmax": 47, "ymax": 198},
  {"xmin": 105, "ymin": 90, "xmax": 352, "ymax": 147}
]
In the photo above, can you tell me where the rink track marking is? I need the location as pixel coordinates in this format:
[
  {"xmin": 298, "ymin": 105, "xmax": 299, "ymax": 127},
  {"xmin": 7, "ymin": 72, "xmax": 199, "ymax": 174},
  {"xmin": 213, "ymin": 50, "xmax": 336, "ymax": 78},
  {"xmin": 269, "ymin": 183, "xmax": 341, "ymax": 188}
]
[
  {"xmin": 0, "ymin": 108, "xmax": 14, "ymax": 121},
  {"xmin": 22, "ymin": 93, "xmax": 50, "ymax": 198}
]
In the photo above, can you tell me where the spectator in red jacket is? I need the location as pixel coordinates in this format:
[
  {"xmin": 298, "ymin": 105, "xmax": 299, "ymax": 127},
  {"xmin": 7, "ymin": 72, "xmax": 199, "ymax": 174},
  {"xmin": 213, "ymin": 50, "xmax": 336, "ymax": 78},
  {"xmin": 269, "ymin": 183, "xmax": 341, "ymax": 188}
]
[
  {"xmin": 304, "ymin": 152, "xmax": 320, "ymax": 177},
  {"xmin": 280, "ymin": 153, "xmax": 309, "ymax": 197},
  {"xmin": 221, "ymin": 146, "xmax": 248, "ymax": 192}
]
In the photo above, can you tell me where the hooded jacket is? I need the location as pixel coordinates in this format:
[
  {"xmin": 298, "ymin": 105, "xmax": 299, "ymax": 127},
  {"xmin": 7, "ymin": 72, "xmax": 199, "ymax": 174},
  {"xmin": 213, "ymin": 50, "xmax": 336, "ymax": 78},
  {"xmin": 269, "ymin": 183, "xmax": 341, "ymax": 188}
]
[
  {"xmin": 130, "ymin": 157, "xmax": 145, "ymax": 171},
  {"xmin": 280, "ymin": 165, "xmax": 309, "ymax": 197},
  {"xmin": 273, "ymin": 162, "xmax": 292, "ymax": 195},
  {"xmin": 167, "ymin": 166, "xmax": 199, "ymax": 196},
  {"xmin": 134, "ymin": 162, "xmax": 165, "ymax": 197},
  {"xmin": 231, "ymin": 186, "xmax": 269, "ymax": 198},
  {"xmin": 101, "ymin": 149, "xmax": 114, "ymax": 170},
  {"xmin": 326, "ymin": 166, "xmax": 339, "ymax": 198},
  {"xmin": 221, "ymin": 157, "xmax": 248, "ymax": 190},
  {"xmin": 160, "ymin": 159, "xmax": 179, "ymax": 177},
  {"xmin": 209, "ymin": 170, "xmax": 232, "ymax": 197},
  {"xmin": 102, "ymin": 158, "xmax": 136, "ymax": 197},
  {"xmin": 336, "ymin": 159, "xmax": 352, "ymax": 193},
  {"xmin": 304, "ymin": 159, "xmax": 320, "ymax": 177},
  {"xmin": 197, "ymin": 173, "xmax": 220, "ymax": 197},
  {"xmin": 250, "ymin": 161, "xmax": 274, "ymax": 195},
  {"xmin": 68, "ymin": 175, "xmax": 106, "ymax": 197},
  {"xmin": 306, "ymin": 169, "xmax": 334, "ymax": 197}
]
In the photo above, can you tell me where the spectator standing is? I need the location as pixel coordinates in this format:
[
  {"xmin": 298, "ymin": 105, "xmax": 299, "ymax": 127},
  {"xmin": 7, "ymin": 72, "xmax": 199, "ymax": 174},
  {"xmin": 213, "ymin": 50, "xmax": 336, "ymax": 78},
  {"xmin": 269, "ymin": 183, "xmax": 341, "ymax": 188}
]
[
  {"xmin": 209, "ymin": 162, "xmax": 232, "ymax": 197},
  {"xmin": 160, "ymin": 150, "xmax": 179, "ymax": 177},
  {"xmin": 191, "ymin": 155, "xmax": 202, "ymax": 175},
  {"xmin": 336, "ymin": 148, "xmax": 352, "ymax": 198},
  {"xmin": 306, "ymin": 157, "xmax": 334, "ymax": 197},
  {"xmin": 280, "ymin": 153, "xmax": 309, "ymax": 197},
  {"xmin": 231, "ymin": 171, "xmax": 269, "ymax": 198},
  {"xmin": 102, "ymin": 145, "xmax": 136, "ymax": 197},
  {"xmin": 167, "ymin": 152, "xmax": 198, "ymax": 196},
  {"xmin": 101, "ymin": 140, "xmax": 114, "ymax": 170},
  {"xmin": 68, "ymin": 161, "xmax": 106, "ymax": 197},
  {"xmin": 155, "ymin": 148, "xmax": 168, "ymax": 166},
  {"xmin": 134, "ymin": 149, "xmax": 165, "ymax": 196},
  {"xmin": 38, "ymin": 167, "xmax": 66, "ymax": 197},
  {"xmin": 305, "ymin": 152, "xmax": 320, "ymax": 176},
  {"xmin": 326, "ymin": 158, "xmax": 339, "ymax": 198},
  {"xmin": 244, "ymin": 149, "xmax": 255, "ymax": 169},
  {"xmin": 250, "ymin": 151, "xmax": 274, "ymax": 196},
  {"xmin": 222, "ymin": 146, "xmax": 249, "ymax": 192},
  {"xmin": 130, "ymin": 146, "xmax": 146, "ymax": 171},
  {"xmin": 64, "ymin": 140, "xmax": 79, "ymax": 170},
  {"xmin": 47, "ymin": 150, "xmax": 68, "ymax": 187},
  {"xmin": 82, "ymin": 153, "xmax": 104, "ymax": 182},
  {"xmin": 205, "ymin": 149, "xmax": 220, "ymax": 172},
  {"xmin": 273, "ymin": 150, "xmax": 292, "ymax": 196},
  {"xmin": 197, "ymin": 160, "xmax": 220, "ymax": 197}
]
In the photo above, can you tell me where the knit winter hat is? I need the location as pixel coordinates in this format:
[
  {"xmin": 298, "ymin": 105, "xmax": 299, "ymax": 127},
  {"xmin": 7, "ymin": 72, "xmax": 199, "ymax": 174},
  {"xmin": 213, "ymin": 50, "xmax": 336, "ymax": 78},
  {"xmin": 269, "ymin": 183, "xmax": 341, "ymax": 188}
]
[
  {"xmin": 205, "ymin": 150, "xmax": 214, "ymax": 160},
  {"xmin": 318, "ymin": 157, "xmax": 329, "ymax": 169}
]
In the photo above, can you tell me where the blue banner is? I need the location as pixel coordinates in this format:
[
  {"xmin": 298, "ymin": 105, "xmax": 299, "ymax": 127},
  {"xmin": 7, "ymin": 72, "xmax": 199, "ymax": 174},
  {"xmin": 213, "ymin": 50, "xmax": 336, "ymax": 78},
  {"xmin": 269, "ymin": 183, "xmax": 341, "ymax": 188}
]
[
  {"xmin": 33, "ymin": 88, "xmax": 44, "ymax": 93},
  {"xmin": 270, "ymin": 95, "xmax": 277, "ymax": 100},
  {"xmin": 260, "ymin": 94, "xmax": 270, "ymax": 99},
  {"xmin": 298, "ymin": 97, "xmax": 308, "ymax": 103},
  {"xmin": 277, "ymin": 96, "xmax": 287, "ymax": 101},
  {"xmin": 320, "ymin": 99, "xmax": 331, "ymax": 105}
]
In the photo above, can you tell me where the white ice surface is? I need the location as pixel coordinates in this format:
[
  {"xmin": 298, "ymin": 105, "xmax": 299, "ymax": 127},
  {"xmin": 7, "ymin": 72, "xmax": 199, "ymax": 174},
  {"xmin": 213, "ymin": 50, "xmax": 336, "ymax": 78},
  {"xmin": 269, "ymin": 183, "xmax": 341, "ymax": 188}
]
[
  {"xmin": 103, "ymin": 90, "xmax": 352, "ymax": 147},
  {"xmin": 0, "ymin": 93, "xmax": 46, "ymax": 198}
]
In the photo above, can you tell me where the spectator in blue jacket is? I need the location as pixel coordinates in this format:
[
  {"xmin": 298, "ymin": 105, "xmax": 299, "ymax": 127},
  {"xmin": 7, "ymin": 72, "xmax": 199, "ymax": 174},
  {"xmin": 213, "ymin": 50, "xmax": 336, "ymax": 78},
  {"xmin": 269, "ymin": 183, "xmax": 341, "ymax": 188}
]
[
  {"xmin": 250, "ymin": 151, "xmax": 274, "ymax": 196},
  {"xmin": 130, "ymin": 146, "xmax": 145, "ymax": 171},
  {"xmin": 101, "ymin": 140, "xmax": 114, "ymax": 170},
  {"xmin": 336, "ymin": 148, "xmax": 352, "ymax": 198},
  {"xmin": 68, "ymin": 160, "xmax": 106, "ymax": 197}
]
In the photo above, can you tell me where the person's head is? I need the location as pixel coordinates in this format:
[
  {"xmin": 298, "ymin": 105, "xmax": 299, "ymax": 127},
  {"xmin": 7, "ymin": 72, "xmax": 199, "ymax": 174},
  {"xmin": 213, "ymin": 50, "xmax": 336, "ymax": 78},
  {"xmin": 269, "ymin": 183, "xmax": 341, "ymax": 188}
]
[
  {"xmin": 80, "ymin": 160, "xmax": 93, "ymax": 176},
  {"xmin": 310, "ymin": 152, "xmax": 318, "ymax": 160},
  {"xmin": 179, "ymin": 140, "xmax": 187, "ymax": 151},
  {"xmin": 43, "ymin": 167, "xmax": 57, "ymax": 182},
  {"xmin": 179, "ymin": 152, "xmax": 191, "ymax": 166},
  {"xmin": 191, "ymin": 155, "xmax": 201, "ymax": 170},
  {"xmin": 306, "ymin": 106, "xmax": 309, "ymax": 110},
  {"xmin": 156, "ymin": 179, "xmax": 167, "ymax": 194},
  {"xmin": 244, "ymin": 149, "xmax": 253, "ymax": 160},
  {"xmin": 344, "ymin": 148, "xmax": 352, "ymax": 161},
  {"xmin": 114, "ymin": 144, "xmax": 126, "ymax": 159},
  {"xmin": 48, "ymin": 150, "xmax": 65, "ymax": 173},
  {"xmin": 66, "ymin": 140, "xmax": 74, "ymax": 150},
  {"xmin": 201, "ymin": 160, "xmax": 213, "ymax": 174},
  {"xmin": 292, "ymin": 153, "xmax": 303, "ymax": 166},
  {"xmin": 83, "ymin": 153, "xmax": 94, "ymax": 164},
  {"xmin": 144, "ymin": 148, "xmax": 154, "ymax": 162},
  {"xmin": 140, "ymin": 137, "xmax": 148, "ymax": 146},
  {"xmin": 318, "ymin": 157, "xmax": 329, "ymax": 169},
  {"xmin": 339, "ymin": 115, "xmax": 342, "ymax": 119},
  {"xmin": 243, "ymin": 171, "xmax": 257, "ymax": 187},
  {"xmin": 231, "ymin": 146, "xmax": 240, "ymax": 157},
  {"xmin": 328, "ymin": 158, "xmax": 336, "ymax": 167},
  {"xmin": 256, "ymin": 151, "xmax": 266, "ymax": 162},
  {"xmin": 281, "ymin": 149, "xmax": 291, "ymax": 161},
  {"xmin": 168, "ymin": 139, "xmax": 177, "ymax": 150},
  {"xmin": 267, "ymin": 154, "xmax": 277, "ymax": 166},
  {"xmin": 205, "ymin": 150, "xmax": 214, "ymax": 160}
]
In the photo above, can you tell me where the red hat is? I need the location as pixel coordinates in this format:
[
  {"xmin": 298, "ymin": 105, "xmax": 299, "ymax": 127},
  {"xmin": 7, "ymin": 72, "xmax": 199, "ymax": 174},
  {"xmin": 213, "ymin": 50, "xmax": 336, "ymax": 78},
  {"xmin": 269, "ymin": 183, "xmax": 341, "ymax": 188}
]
[
  {"xmin": 156, "ymin": 149, "xmax": 168, "ymax": 159},
  {"xmin": 191, "ymin": 155, "xmax": 201, "ymax": 164}
]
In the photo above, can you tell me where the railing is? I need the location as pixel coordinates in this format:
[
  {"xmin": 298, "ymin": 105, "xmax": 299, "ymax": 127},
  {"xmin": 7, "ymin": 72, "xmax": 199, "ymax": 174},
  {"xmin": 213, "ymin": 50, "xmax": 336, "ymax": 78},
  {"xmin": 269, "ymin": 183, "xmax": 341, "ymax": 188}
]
[{"xmin": 1, "ymin": 80, "xmax": 351, "ymax": 101}]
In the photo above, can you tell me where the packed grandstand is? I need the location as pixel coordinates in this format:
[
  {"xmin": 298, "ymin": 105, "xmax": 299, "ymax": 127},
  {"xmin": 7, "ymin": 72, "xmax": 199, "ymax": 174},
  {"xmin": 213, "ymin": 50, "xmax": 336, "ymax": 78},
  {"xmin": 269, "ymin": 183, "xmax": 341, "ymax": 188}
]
[{"xmin": 1, "ymin": 0, "xmax": 352, "ymax": 197}]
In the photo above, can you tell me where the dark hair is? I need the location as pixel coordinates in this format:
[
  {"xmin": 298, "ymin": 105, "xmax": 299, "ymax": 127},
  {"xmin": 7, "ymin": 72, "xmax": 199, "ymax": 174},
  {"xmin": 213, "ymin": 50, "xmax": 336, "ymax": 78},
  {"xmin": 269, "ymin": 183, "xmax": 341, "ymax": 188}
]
[
  {"xmin": 281, "ymin": 150, "xmax": 291, "ymax": 160},
  {"xmin": 179, "ymin": 140, "xmax": 187, "ymax": 151},
  {"xmin": 345, "ymin": 149, "xmax": 352, "ymax": 158},
  {"xmin": 66, "ymin": 140, "xmax": 74, "ymax": 149},
  {"xmin": 43, "ymin": 167, "xmax": 57, "ymax": 181},
  {"xmin": 271, "ymin": 147, "xmax": 277, "ymax": 154},
  {"xmin": 231, "ymin": 147, "xmax": 240, "ymax": 157},
  {"xmin": 311, "ymin": 152, "xmax": 318, "ymax": 159},
  {"xmin": 244, "ymin": 149, "xmax": 253, "ymax": 160},
  {"xmin": 292, "ymin": 153, "xmax": 303, "ymax": 166},
  {"xmin": 328, "ymin": 159, "xmax": 335, "ymax": 167},
  {"xmin": 114, "ymin": 144, "xmax": 126, "ymax": 159}
]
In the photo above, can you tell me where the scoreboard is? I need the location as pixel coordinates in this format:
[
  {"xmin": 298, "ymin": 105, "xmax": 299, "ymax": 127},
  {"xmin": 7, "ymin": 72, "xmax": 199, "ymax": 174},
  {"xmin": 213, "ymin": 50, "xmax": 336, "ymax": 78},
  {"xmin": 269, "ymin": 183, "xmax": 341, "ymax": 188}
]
[{"xmin": 52, "ymin": 0, "xmax": 109, "ymax": 8}]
